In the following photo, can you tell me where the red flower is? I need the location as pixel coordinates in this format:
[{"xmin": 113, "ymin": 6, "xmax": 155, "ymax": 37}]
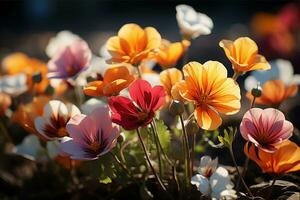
[{"xmin": 109, "ymin": 79, "xmax": 166, "ymax": 130}]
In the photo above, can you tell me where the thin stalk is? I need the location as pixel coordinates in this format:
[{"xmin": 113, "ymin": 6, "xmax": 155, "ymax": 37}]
[
  {"xmin": 180, "ymin": 114, "xmax": 191, "ymax": 185},
  {"xmin": 232, "ymin": 71, "xmax": 241, "ymax": 81},
  {"xmin": 152, "ymin": 121, "xmax": 180, "ymax": 192},
  {"xmin": 136, "ymin": 128, "xmax": 167, "ymax": 191},
  {"xmin": 109, "ymin": 152, "xmax": 132, "ymax": 178},
  {"xmin": 266, "ymin": 176, "xmax": 277, "ymax": 200},
  {"xmin": 229, "ymin": 147, "xmax": 253, "ymax": 197},
  {"xmin": 150, "ymin": 123, "xmax": 163, "ymax": 179},
  {"xmin": 191, "ymin": 132, "xmax": 196, "ymax": 174},
  {"xmin": 136, "ymin": 65, "xmax": 142, "ymax": 79},
  {"xmin": 237, "ymin": 96, "xmax": 256, "ymax": 189}
]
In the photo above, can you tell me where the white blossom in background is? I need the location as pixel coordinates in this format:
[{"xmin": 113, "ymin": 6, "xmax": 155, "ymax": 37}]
[
  {"xmin": 176, "ymin": 4, "xmax": 213, "ymax": 39},
  {"xmin": 80, "ymin": 98, "xmax": 105, "ymax": 115},
  {"xmin": 191, "ymin": 156, "xmax": 237, "ymax": 199},
  {"xmin": 245, "ymin": 59, "xmax": 300, "ymax": 91},
  {"xmin": 46, "ymin": 30, "xmax": 81, "ymax": 58},
  {"xmin": 12, "ymin": 135, "xmax": 60, "ymax": 161},
  {"xmin": 0, "ymin": 73, "xmax": 27, "ymax": 96}
]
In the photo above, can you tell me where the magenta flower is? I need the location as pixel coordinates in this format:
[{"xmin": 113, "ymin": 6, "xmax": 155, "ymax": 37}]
[
  {"xmin": 240, "ymin": 108, "xmax": 293, "ymax": 152},
  {"xmin": 47, "ymin": 39, "xmax": 92, "ymax": 79},
  {"xmin": 59, "ymin": 106, "xmax": 120, "ymax": 160}
]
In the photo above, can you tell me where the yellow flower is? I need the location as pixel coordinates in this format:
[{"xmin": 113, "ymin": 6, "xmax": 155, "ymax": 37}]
[
  {"xmin": 160, "ymin": 68, "xmax": 183, "ymax": 102},
  {"xmin": 156, "ymin": 39, "xmax": 190, "ymax": 68},
  {"xmin": 173, "ymin": 61, "xmax": 241, "ymax": 130},
  {"xmin": 106, "ymin": 23, "xmax": 161, "ymax": 65},
  {"xmin": 219, "ymin": 37, "xmax": 271, "ymax": 74}
]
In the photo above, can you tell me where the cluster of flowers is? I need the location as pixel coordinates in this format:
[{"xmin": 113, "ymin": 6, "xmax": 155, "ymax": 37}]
[{"xmin": 1, "ymin": 4, "xmax": 300, "ymax": 199}]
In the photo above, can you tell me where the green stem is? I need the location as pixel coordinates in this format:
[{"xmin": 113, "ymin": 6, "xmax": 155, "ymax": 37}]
[
  {"xmin": 136, "ymin": 128, "xmax": 167, "ymax": 191},
  {"xmin": 150, "ymin": 123, "xmax": 163, "ymax": 179},
  {"xmin": 229, "ymin": 147, "xmax": 253, "ymax": 197},
  {"xmin": 191, "ymin": 132, "xmax": 196, "ymax": 174},
  {"xmin": 232, "ymin": 71, "xmax": 241, "ymax": 81},
  {"xmin": 110, "ymin": 152, "xmax": 132, "ymax": 178},
  {"xmin": 180, "ymin": 114, "xmax": 191, "ymax": 186},
  {"xmin": 136, "ymin": 65, "xmax": 142, "ymax": 79}
]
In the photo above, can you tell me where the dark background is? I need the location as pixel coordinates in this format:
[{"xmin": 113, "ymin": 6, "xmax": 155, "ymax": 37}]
[{"xmin": 0, "ymin": 0, "xmax": 296, "ymax": 65}]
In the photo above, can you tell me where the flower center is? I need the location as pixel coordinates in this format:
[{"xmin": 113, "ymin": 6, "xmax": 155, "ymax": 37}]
[
  {"xmin": 57, "ymin": 127, "xmax": 68, "ymax": 137},
  {"xmin": 138, "ymin": 111, "xmax": 148, "ymax": 122},
  {"xmin": 89, "ymin": 142, "xmax": 100, "ymax": 152}
]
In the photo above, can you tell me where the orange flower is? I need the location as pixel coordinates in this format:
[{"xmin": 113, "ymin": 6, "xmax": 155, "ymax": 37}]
[
  {"xmin": 156, "ymin": 39, "xmax": 190, "ymax": 68},
  {"xmin": 219, "ymin": 37, "xmax": 271, "ymax": 74},
  {"xmin": 246, "ymin": 79, "xmax": 298, "ymax": 107},
  {"xmin": 159, "ymin": 68, "xmax": 183, "ymax": 102},
  {"xmin": 173, "ymin": 61, "xmax": 241, "ymax": 130},
  {"xmin": 0, "ymin": 93, "xmax": 11, "ymax": 116},
  {"xmin": 244, "ymin": 140, "xmax": 300, "ymax": 174},
  {"xmin": 83, "ymin": 64, "xmax": 135, "ymax": 97},
  {"xmin": 11, "ymin": 96, "xmax": 50, "ymax": 139},
  {"xmin": 2, "ymin": 53, "xmax": 49, "ymax": 94},
  {"xmin": 106, "ymin": 23, "xmax": 161, "ymax": 65}
]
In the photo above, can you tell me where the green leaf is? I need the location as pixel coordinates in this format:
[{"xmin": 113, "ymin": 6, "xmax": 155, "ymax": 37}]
[
  {"xmin": 155, "ymin": 119, "xmax": 171, "ymax": 152},
  {"xmin": 99, "ymin": 176, "xmax": 112, "ymax": 184}
]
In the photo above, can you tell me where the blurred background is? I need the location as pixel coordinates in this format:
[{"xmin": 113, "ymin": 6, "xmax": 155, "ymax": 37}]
[{"xmin": 1, "ymin": 0, "xmax": 299, "ymax": 70}]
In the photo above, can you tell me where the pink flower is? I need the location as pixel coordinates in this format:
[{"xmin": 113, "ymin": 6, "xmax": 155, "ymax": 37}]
[
  {"xmin": 47, "ymin": 39, "xmax": 92, "ymax": 79},
  {"xmin": 59, "ymin": 107, "xmax": 120, "ymax": 160},
  {"xmin": 109, "ymin": 79, "xmax": 166, "ymax": 130},
  {"xmin": 240, "ymin": 108, "xmax": 293, "ymax": 152},
  {"xmin": 34, "ymin": 100, "xmax": 81, "ymax": 140}
]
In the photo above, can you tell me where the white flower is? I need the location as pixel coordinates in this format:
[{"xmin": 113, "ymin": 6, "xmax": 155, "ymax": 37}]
[
  {"xmin": 46, "ymin": 30, "xmax": 81, "ymax": 58},
  {"xmin": 0, "ymin": 73, "xmax": 27, "ymax": 96},
  {"xmin": 80, "ymin": 98, "xmax": 105, "ymax": 115},
  {"xmin": 191, "ymin": 156, "xmax": 237, "ymax": 199},
  {"xmin": 176, "ymin": 4, "xmax": 213, "ymax": 39},
  {"xmin": 13, "ymin": 135, "xmax": 60, "ymax": 161},
  {"xmin": 245, "ymin": 59, "xmax": 300, "ymax": 91},
  {"xmin": 34, "ymin": 100, "xmax": 81, "ymax": 140}
]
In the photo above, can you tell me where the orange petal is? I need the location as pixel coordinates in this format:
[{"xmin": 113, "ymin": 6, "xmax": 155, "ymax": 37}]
[
  {"xmin": 83, "ymin": 81, "xmax": 105, "ymax": 97},
  {"xmin": 103, "ymin": 79, "xmax": 132, "ymax": 96},
  {"xmin": 194, "ymin": 106, "xmax": 222, "ymax": 130},
  {"xmin": 160, "ymin": 68, "xmax": 183, "ymax": 96}
]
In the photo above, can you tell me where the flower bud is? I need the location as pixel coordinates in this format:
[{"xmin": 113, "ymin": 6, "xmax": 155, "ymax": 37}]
[
  {"xmin": 117, "ymin": 132, "xmax": 125, "ymax": 144},
  {"xmin": 186, "ymin": 120, "xmax": 199, "ymax": 135},
  {"xmin": 32, "ymin": 72, "xmax": 42, "ymax": 83},
  {"xmin": 169, "ymin": 100, "xmax": 184, "ymax": 115},
  {"xmin": 251, "ymin": 85, "xmax": 262, "ymax": 98}
]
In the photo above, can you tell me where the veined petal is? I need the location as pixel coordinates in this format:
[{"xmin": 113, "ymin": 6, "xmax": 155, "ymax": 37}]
[{"xmin": 194, "ymin": 106, "xmax": 222, "ymax": 130}]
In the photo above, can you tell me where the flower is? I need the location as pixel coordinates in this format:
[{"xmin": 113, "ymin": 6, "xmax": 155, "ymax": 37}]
[
  {"xmin": 0, "ymin": 93, "xmax": 11, "ymax": 116},
  {"xmin": 176, "ymin": 4, "xmax": 213, "ymax": 39},
  {"xmin": 191, "ymin": 156, "xmax": 236, "ymax": 199},
  {"xmin": 244, "ymin": 140, "xmax": 300, "ymax": 174},
  {"xmin": 109, "ymin": 79, "xmax": 166, "ymax": 130},
  {"xmin": 247, "ymin": 80, "xmax": 298, "ymax": 107},
  {"xmin": 2, "ymin": 53, "xmax": 49, "ymax": 94},
  {"xmin": 156, "ymin": 39, "xmax": 190, "ymax": 68},
  {"xmin": 159, "ymin": 68, "xmax": 183, "ymax": 102},
  {"xmin": 11, "ymin": 96, "xmax": 50, "ymax": 139},
  {"xmin": 245, "ymin": 59, "xmax": 300, "ymax": 91},
  {"xmin": 45, "ymin": 30, "xmax": 81, "ymax": 58},
  {"xmin": 106, "ymin": 23, "xmax": 161, "ymax": 65},
  {"xmin": 240, "ymin": 108, "xmax": 293, "ymax": 152},
  {"xmin": 80, "ymin": 98, "xmax": 105, "ymax": 115},
  {"xmin": 47, "ymin": 39, "xmax": 92, "ymax": 79},
  {"xmin": 0, "ymin": 73, "xmax": 28, "ymax": 96},
  {"xmin": 83, "ymin": 64, "xmax": 135, "ymax": 97},
  {"xmin": 60, "ymin": 107, "xmax": 120, "ymax": 160},
  {"xmin": 219, "ymin": 37, "xmax": 271, "ymax": 74},
  {"xmin": 173, "ymin": 61, "xmax": 241, "ymax": 130},
  {"xmin": 34, "ymin": 100, "xmax": 81, "ymax": 140}
]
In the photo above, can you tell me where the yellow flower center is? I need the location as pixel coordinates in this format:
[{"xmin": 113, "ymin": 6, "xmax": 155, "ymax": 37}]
[{"xmin": 89, "ymin": 142, "xmax": 100, "ymax": 152}]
